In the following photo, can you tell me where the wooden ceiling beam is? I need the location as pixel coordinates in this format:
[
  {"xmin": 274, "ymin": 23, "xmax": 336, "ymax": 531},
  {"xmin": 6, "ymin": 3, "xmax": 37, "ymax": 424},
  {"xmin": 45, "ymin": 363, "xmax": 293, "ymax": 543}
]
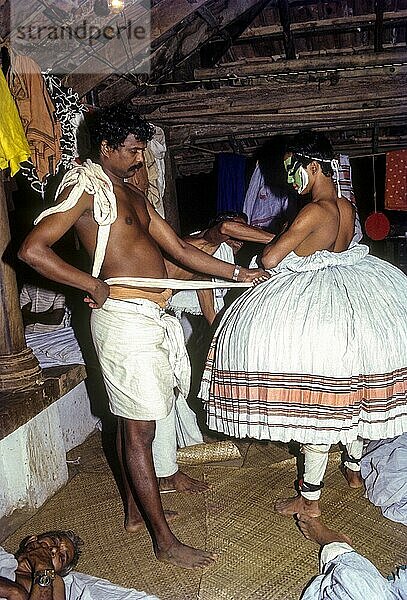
[
  {"xmin": 194, "ymin": 49, "xmax": 407, "ymax": 79},
  {"xmin": 167, "ymin": 114, "xmax": 407, "ymax": 146},
  {"xmin": 97, "ymin": 0, "xmax": 270, "ymax": 105},
  {"xmin": 238, "ymin": 10, "xmax": 407, "ymax": 41},
  {"xmin": 131, "ymin": 69, "xmax": 406, "ymax": 116},
  {"xmin": 374, "ymin": 0, "xmax": 385, "ymax": 53},
  {"xmin": 198, "ymin": 0, "xmax": 271, "ymax": 68}
]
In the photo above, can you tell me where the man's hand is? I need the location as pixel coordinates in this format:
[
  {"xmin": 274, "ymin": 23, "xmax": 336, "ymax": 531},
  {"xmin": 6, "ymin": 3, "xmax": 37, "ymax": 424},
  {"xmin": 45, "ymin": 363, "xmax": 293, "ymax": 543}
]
[
  {"xmin": 237, "ymin": 267, "xmax": 270, "ymax": 285},
  {"xmin": 83, "ymin": 279, "xmax": 110, "ymax": 309},
  {"xmin": 17, "ymin": 538, "xmax": 56, "ymax": 574}
]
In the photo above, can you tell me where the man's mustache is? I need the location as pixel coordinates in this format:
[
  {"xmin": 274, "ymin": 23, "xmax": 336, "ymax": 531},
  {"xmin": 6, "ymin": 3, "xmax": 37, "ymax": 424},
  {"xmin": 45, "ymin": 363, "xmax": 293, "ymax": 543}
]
[{"xmin": 129, "ymin": 163, "xmax": 143, "ymax": 172}]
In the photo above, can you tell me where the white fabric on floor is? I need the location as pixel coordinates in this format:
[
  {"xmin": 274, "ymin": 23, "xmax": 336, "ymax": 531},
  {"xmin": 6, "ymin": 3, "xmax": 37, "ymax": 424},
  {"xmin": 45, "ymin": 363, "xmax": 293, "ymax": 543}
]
[
  {"xmin": 64, "ymin": 571, "xmax": 160, "ymax": 600},
  {"xmin": 301, "ymin": 542, "xmax": 407, "ymax": 600},
  {"xmin": 361, "ymin": 434, "xmax": 407, "ymax": 526}
]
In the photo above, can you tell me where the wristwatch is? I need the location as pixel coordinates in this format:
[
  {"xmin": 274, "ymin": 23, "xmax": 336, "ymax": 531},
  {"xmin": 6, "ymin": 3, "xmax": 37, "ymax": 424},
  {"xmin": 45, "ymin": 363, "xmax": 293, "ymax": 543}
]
[{"xmin": 33, "ymin": 569, "xmax": 56, "ymax": 587}]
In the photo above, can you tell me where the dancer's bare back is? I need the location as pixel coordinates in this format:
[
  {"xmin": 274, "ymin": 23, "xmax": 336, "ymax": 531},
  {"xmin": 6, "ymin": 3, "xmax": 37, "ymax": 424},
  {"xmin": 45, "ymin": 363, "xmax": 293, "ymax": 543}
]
[{"xmin": 262, "ymin": 196, "xmax": 355, "ymax": 269}]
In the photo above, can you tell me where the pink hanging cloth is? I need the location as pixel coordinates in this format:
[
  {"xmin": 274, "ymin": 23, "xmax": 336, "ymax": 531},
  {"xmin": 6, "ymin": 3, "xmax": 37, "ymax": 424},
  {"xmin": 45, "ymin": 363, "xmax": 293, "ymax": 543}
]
[{"xmin": 385, "ymin": 150, "xmax": 407, "ymax": 211}]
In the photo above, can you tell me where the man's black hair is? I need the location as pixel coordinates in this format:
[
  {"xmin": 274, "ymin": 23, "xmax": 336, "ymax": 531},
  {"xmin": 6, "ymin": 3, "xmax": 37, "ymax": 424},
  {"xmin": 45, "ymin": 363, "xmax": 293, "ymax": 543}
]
[
  {"xmin": 87, "ymin": 103, "xmax": 155, "ymax": 160},
  {"xmin": 16, "ymin": 530, "xmax": 84, "ymax": 577},
  {"xmin": 255, "ymin": 134, "xmax": 291, "ymax": 198},
  {"xmin": 288, "ymin": 130, "xmax": 335, "ymax": 177}
]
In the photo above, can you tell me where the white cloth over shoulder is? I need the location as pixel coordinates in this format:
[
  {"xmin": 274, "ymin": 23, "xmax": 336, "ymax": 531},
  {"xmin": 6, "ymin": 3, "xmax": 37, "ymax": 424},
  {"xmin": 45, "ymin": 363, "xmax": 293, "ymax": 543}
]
[
  {"xmin": 33, "ymin": 159, "xmax": 117, "ymax": 278},
  {"xmin": 301, "ymin": 542, "xmax": 407, "ymax": 599},
  {"xmin": 361, "ymin": 433, "xmax": 407, "ymax": 526}
]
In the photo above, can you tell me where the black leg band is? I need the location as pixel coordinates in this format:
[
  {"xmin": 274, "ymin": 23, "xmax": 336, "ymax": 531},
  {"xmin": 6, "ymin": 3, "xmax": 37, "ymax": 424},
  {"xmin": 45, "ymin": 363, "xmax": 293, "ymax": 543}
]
[
  {"xmin": 345, "ymin": 453, "xmax": 361, "ymax": 465},
  {"xmin": 299, "ymin": 479, "xmax": 325, "ymax": 493}
]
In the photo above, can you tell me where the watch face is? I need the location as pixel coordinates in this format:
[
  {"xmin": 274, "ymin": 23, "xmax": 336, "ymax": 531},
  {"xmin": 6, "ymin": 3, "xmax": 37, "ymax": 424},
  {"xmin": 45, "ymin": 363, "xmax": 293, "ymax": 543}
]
[
  {"xmin": 34, "ymin": 570, "xmax": 55, "ymax": 587},
  {"xmin": 38, "ymin": 574, "xmax": 52, "ymax": 586}
]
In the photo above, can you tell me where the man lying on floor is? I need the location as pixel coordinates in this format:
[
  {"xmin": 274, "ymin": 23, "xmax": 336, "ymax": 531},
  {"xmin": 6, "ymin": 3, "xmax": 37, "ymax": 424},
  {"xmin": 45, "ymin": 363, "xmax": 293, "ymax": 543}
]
[
  {"xmin": 0, "ymin": 529, "xmax": 159, "ymax": 600},
  {"xmin": 297, "ymin": 515, "xmax": 407, "ymax": 599}
]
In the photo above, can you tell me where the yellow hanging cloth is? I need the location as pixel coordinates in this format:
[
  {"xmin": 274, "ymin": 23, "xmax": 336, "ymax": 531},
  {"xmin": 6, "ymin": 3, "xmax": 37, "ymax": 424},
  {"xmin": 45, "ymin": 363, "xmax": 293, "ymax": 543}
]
[
  {"xmin": 7, "ymin": 54, "xmax": 62, "ymax": 182},
  {"xmin": 0, "ymin": 69, "xmax": 31, "ymax": 176}
]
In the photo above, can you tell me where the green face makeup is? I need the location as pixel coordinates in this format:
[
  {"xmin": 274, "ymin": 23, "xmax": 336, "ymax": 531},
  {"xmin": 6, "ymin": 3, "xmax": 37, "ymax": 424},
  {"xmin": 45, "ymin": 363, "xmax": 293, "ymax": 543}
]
[{"xmin": 284, "ymin": 156, "xmax": 309, "ymax": 193}]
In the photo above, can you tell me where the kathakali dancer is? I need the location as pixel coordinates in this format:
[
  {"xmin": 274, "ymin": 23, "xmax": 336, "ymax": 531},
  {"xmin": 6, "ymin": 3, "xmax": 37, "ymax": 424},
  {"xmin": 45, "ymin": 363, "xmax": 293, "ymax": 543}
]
[{"xmin": 200, "ymin": 130, "xmax": 407, "ymax": 518}]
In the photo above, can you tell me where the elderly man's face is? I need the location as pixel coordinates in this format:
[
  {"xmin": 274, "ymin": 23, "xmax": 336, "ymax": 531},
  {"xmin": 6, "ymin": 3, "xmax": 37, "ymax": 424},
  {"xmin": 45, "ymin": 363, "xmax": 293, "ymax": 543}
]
[{"xmin": 21, "ymin": 533, "xmax": 75, "ymax": 574}]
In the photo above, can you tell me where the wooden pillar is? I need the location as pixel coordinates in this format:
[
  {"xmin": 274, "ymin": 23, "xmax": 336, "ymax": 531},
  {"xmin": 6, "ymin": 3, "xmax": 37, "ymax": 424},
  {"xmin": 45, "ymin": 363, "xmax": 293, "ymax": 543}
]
[
  {"xmin": 0, "ymin": 172, "xmax": 42, "ymax": 391},
  {"xmin": 162, "ymin": 150, "xmax": 181, "ymax": 234}
]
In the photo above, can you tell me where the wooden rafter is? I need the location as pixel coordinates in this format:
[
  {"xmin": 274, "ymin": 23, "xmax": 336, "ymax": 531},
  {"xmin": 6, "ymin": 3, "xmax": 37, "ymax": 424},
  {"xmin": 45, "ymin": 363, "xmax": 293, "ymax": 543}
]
[
  {"xmin": 97, "ymin": 0, "xmax": 270, "ymax": 105},
  {"xmin": 65, "ymin": 0, "xmax": 214, "ymax": 98},
  {"xmin": 194, "ymin": 49, "xmax": 407, "ymax": 79},
  {"xmin": 238, "ymin": 10, "xmax": 407, "ymax": 41}
]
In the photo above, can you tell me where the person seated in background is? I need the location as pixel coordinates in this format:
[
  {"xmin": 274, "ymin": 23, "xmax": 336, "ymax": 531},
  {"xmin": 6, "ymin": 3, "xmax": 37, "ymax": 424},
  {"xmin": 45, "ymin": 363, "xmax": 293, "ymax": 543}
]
[
  {"xmin": 168, "ymin": 211, "xmax": 274, "ymax": 330},
  {"xmin": 0, "ymin": 529, "xmax": 159, "ymax": 600},
  {"xmin": 19, "ymin": 281, "xmax": 84, "ymax": 369},
  {"xmin": 297, "ymin": 515, "xmax": 407, "ymax": 599},
  {"xmin": 152, "ymin": 212, "xmax": 275, "ymax": 486},
  {"xmin": 20, "ymin": 281, "xmax": 71, "ymax": 333}
]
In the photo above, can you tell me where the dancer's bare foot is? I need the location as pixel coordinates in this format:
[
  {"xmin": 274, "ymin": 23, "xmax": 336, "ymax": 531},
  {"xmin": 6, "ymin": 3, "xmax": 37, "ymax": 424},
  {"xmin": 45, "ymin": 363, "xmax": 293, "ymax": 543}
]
[
  {"xmin": 340, "ymin": 465, "xmax": 364, "ymax": 489},
  {"xmin": 125, "ymin": 510, "xmax": 178, "ymax": 533},
  {"xmin": 275, "ymin": 494, "xmax": 321, "ymax": 517},
  {"xmin": 155, "ymin": 539, "xmax": 218, "ymax": 569},
  {"xmin": 297, "ymin": 514, "xmax": 352, "ymax": 546},
  {"xmin": 159, "ymin": 470, "xmax": 210, "ymax": 494}
]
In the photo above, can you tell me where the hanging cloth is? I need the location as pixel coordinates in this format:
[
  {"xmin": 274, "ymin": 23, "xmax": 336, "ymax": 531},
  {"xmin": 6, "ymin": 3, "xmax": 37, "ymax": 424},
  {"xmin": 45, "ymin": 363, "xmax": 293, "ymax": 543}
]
[
  {"xmin": 0, "ymin": 70, "xmax": 31, "ymax": 175},
  {"xmin": 217, "ymin": 153, "xmax": 246, "ymax": 214},
  {"xmin": 385, "ymin": 150, "xmax": 407, "ymax": 211},
  {"xmin": 7, "ymin": 54, "xmax": 62, "ymax": 182},
  {"xmin": 365, "ymin": 155, "xmax": 390, "ymax": 241},
  {"xmin": 147, "ymin": 125, "xmax": 166, "ymax": 218},
  {"xmin": 243, "ymin": 163, "xmax": 289, "ymax": 229}
]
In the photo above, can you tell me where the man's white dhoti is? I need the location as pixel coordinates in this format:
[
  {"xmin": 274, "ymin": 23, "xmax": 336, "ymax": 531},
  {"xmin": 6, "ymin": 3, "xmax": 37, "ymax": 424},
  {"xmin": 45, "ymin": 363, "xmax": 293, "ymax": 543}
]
[{"xmin": 90, "ymin": 297, "xmax": 190, "ymax": 421}]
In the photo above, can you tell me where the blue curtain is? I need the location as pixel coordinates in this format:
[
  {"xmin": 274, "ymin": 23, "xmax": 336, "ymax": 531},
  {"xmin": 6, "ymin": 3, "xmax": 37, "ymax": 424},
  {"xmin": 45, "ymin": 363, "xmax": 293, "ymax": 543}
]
[{"xmin": 217, "ymin": 153, "xmax": 247, "ymax": 213}]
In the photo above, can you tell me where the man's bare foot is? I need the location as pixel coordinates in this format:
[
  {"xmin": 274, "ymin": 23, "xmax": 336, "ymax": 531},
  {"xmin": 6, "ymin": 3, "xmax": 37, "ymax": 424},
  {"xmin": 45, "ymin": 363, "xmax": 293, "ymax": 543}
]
[
  {"xmin": 156, "ymin": 540, "xmax": 218, "ymax": 569},
  {"xmin": 125, "ymin": 510, "xmax": 178, "ymax": 533},
  {"xmin": 275, "ymin": 494, "xmax": 321, "ymax": 517},
  {"xmin": 159, "ymin": 470, "xmax": 210, "ymax": 494},
  {"xmin": 340, "ymin": 464, "xmax": 364, "ymax": 489},
  {"xmin": 297, "ymin": 514, "xmax": 352, "ymax": 546}
]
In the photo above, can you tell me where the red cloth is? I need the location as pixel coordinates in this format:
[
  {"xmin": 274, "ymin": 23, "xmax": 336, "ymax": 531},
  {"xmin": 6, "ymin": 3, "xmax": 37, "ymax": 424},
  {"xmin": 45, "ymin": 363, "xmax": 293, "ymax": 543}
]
[
  {"xmin": 365, "ymin": 212, "xmax": 390, "ymax": 241},
  {"xmin": 385, "ymin": 150, "xmax": 407, "ymax": 210}
]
